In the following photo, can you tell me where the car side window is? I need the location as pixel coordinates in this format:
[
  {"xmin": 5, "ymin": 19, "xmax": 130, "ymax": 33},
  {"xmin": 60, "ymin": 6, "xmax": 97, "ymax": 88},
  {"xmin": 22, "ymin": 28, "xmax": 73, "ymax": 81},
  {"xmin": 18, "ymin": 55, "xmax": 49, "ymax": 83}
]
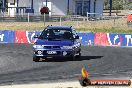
[{"xmin": 39, "ymin": 29, "xmax": 47, "ymax": 39}]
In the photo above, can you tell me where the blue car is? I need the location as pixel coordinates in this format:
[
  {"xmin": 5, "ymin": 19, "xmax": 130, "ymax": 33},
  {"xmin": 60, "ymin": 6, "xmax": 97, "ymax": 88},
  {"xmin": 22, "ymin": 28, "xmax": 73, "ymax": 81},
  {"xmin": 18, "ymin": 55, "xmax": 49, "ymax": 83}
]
[{"xmin": 33, "ymin": 26, "xmax": 81, "ymax": 61}]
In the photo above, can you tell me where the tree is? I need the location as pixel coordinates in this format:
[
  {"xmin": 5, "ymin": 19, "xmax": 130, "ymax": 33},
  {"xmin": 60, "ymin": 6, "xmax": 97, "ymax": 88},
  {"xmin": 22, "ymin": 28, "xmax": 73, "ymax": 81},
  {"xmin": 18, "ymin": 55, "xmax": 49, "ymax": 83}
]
[
  {"xmin": 104, "ymin": 0, "xmax": 124, "ymax": 10},
  {"xmin": 126, "ymin": 0, "xmax": 132, "ymax": 9}
]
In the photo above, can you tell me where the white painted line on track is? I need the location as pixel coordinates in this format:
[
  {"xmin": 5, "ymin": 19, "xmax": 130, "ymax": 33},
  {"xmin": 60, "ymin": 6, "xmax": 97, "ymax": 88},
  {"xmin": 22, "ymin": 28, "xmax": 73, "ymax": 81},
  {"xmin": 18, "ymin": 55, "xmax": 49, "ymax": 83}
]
[{"xmin": 0, "ymin": 80, "xmax": 132, "ymax": 88}]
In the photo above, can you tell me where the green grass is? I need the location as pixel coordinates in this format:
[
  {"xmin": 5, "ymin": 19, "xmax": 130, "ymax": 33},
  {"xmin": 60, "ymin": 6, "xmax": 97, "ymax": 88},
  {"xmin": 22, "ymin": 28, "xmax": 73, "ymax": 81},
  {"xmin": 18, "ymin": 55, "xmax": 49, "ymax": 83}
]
[
  {"xmin": 76, "ymin": 28, "xmax": 132, "ymax": 34},
  {"xmin": 0, "ymin": 22, "xmax": 132, "ymax": 34}
]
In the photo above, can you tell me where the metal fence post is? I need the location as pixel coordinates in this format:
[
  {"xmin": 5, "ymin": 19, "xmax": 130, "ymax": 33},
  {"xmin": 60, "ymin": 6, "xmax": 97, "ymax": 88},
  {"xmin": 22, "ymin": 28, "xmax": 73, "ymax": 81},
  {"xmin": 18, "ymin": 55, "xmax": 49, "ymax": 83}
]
[
  {"xmin": 76, "ymin": 16, "xmax": 79, "ymax": 27},
  {"xmin": 114, "ymin": 16, "xmax": 116, "ymax": 27},
  {"xmin": 28, "ymin": 13, "xmax": 30, "ymax": 22},
  {"xmin": 44, "ymin": 13, "xmax": 45, "ymax": 26},
  {"xmin": 60, "ymin": 16, "xmax": 62, "ymax": 26},
  {"xmin": 87, "ymin": 12, "xmax": 89, "ymax": 21}
]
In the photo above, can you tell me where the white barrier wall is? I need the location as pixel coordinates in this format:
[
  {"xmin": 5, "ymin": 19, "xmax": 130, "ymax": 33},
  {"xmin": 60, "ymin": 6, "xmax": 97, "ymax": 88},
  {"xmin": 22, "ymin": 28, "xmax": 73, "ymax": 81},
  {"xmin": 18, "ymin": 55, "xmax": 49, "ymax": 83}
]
[
  {"xmin": 8, "ymin": 0, "xmax": 104, "ymax": 16},
  {"xmin": 90, "ymin": 0, "xmax": 95, "ymax": 16},
  {"xmin": 8, "ymin": 3, "xmax": 17, "ymax": 17},
  {"xmin": 33, "ymin": 0, "xmax": 43, "ymax": 15},
  {"xmin": 51, "ymin": 0, "xmax": 68, "ymax": 16},
  {"xmin": 95, "ymin": 0, "xmax": 104, "ymax": 17},
  {"xmin": 19, "ymin": 0, "xmax": 30, "ymax": 7},
  {"xmin": 68, "ymin": 0, "xmax": 104, "ymax": 16},
  {"xmin": 69, "ymin": 0, "xmax": 74, "ymax": 15},
  {"xmin": 43, "ymin": 0, "xmax": 104, "ymax": 16}
]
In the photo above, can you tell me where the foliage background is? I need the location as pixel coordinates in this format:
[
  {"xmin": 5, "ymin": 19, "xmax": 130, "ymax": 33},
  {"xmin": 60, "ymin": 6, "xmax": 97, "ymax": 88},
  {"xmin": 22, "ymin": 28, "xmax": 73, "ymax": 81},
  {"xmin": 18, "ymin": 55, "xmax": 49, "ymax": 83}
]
[{"xmin": 104, "ymin": 0, "xmax": 132, "ymax": 10}]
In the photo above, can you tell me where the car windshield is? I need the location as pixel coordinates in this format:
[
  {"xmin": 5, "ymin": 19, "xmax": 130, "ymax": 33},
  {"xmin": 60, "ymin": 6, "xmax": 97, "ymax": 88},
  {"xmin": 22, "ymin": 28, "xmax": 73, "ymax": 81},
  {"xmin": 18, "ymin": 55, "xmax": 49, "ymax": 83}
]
[{"xmin": 39, "ymin": 29, "xmax": 73, "ymax": 40}]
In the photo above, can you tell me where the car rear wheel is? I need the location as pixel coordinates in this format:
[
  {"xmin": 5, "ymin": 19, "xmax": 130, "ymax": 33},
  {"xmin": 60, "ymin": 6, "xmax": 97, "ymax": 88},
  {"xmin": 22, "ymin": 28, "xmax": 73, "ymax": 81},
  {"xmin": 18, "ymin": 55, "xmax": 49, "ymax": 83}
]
[{"xmin": 33, "ymin": 56, "xmax": 40, "ymax": 62}]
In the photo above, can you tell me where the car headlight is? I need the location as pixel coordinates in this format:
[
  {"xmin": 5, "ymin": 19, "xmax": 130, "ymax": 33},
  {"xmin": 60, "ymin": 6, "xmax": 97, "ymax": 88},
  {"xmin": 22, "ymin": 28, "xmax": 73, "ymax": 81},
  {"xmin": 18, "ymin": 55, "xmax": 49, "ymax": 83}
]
[
  {"xmin": 61, "ymin": 46, "xmax": 73, "ymax": 49},
  {"xmin": 33, "ymin": 45, "xmax": 43, "ymax": 49}
]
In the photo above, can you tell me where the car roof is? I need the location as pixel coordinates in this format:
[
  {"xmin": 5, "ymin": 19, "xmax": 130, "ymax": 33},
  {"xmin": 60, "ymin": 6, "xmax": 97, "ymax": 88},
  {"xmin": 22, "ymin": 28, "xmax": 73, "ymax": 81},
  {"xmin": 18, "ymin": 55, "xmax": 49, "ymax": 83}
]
[{"xmin": 46, "ymin": 26, "xmax": 73, "ymax": 30}]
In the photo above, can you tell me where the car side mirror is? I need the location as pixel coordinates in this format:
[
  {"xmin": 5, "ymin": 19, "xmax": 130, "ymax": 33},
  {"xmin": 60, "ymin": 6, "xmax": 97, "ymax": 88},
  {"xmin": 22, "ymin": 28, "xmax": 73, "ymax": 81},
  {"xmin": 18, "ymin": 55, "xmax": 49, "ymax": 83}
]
[
  {"xmin": 75, "ymin": 35, "xmax": 79, "ymax": 39},
  {"xmin": 34, "ymin": 35, "xmax": 39, "ymax": 38}
]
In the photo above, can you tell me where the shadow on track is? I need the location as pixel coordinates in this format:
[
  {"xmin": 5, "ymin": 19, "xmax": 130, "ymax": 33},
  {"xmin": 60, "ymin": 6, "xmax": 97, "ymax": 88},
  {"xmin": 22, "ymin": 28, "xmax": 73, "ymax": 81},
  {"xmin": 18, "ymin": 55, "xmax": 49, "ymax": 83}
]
[{"xmin": 38, "ymin": 56, "xmax": 103, "ymax": 62}]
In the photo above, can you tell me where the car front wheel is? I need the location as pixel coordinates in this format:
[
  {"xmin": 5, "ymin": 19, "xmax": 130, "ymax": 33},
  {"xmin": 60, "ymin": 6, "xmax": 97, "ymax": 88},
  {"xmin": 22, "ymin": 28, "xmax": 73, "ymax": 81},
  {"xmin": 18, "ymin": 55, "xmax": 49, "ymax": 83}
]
[
  {"xmin": 76, "ymin": 49, "xmax": 81, "ymax": 58},
  {"xmin": 33, "ymin": 56, "xmax": 40, "ymax": 62},
  {"xmin": 69, "ymin": 54, "xmax": 76, "ymax": 61}
]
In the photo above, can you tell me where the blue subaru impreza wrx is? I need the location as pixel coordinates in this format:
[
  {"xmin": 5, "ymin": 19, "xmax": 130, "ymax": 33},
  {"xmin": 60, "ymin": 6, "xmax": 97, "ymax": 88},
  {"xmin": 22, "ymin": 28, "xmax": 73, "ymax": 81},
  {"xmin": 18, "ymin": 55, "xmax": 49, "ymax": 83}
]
[{"xmin": 33, "ymin": 26, "xmax": 81, "ymax": 61}]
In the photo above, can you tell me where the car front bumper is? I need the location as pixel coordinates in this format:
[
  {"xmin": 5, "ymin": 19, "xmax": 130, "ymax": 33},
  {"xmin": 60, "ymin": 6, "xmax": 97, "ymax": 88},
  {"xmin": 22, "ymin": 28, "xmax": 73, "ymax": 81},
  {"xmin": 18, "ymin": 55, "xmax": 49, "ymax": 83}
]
[{"xmin": 33, "ymin": 49, "xmax": 75, "ymax": 57}]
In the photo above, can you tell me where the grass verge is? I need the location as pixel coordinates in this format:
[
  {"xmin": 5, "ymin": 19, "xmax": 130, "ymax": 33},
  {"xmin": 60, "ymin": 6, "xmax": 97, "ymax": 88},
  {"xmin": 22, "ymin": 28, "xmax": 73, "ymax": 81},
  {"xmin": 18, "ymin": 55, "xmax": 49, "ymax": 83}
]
[
  {"xmin": 76, "ymin": 28, "xmax": 132, "ymax": 34},
  {"xmin": 0, "ymin": 22, "xmax": 132, "ymax": 34}
]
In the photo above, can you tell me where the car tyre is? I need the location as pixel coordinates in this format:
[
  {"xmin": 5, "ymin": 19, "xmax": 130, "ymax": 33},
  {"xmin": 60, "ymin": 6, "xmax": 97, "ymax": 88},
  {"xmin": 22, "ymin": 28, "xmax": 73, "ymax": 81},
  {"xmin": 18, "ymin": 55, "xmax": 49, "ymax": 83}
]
[
  {"xmin": 76, "ymin": 52, "xmax": 81, "ymax": 58},
  {"xmin": 33, "ymin": 56, "xmax": 40, "ymax": 62},
  {"xmin": 70, "ymin": 55, "xmax": 76, "ymax": 61},
  {"xmin": 76, "ymin": 50, "xmax": 81, "ymax": 58}
]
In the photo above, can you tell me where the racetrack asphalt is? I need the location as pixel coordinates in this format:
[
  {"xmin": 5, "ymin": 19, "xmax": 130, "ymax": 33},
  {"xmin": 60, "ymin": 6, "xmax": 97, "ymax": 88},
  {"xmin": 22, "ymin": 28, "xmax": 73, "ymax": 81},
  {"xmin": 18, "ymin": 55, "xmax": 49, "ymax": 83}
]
[{"xmin": 0, "ymin": 44, "xmax": 132, "ymax": 85}]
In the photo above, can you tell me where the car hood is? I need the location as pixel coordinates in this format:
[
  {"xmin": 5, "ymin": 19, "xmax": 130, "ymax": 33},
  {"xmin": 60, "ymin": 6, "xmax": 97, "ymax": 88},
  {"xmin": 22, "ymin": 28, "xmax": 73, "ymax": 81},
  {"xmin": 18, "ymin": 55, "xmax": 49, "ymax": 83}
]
[{"xmin": 35, "ymin": 39, "xmax": 73, "ymax": 46}]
